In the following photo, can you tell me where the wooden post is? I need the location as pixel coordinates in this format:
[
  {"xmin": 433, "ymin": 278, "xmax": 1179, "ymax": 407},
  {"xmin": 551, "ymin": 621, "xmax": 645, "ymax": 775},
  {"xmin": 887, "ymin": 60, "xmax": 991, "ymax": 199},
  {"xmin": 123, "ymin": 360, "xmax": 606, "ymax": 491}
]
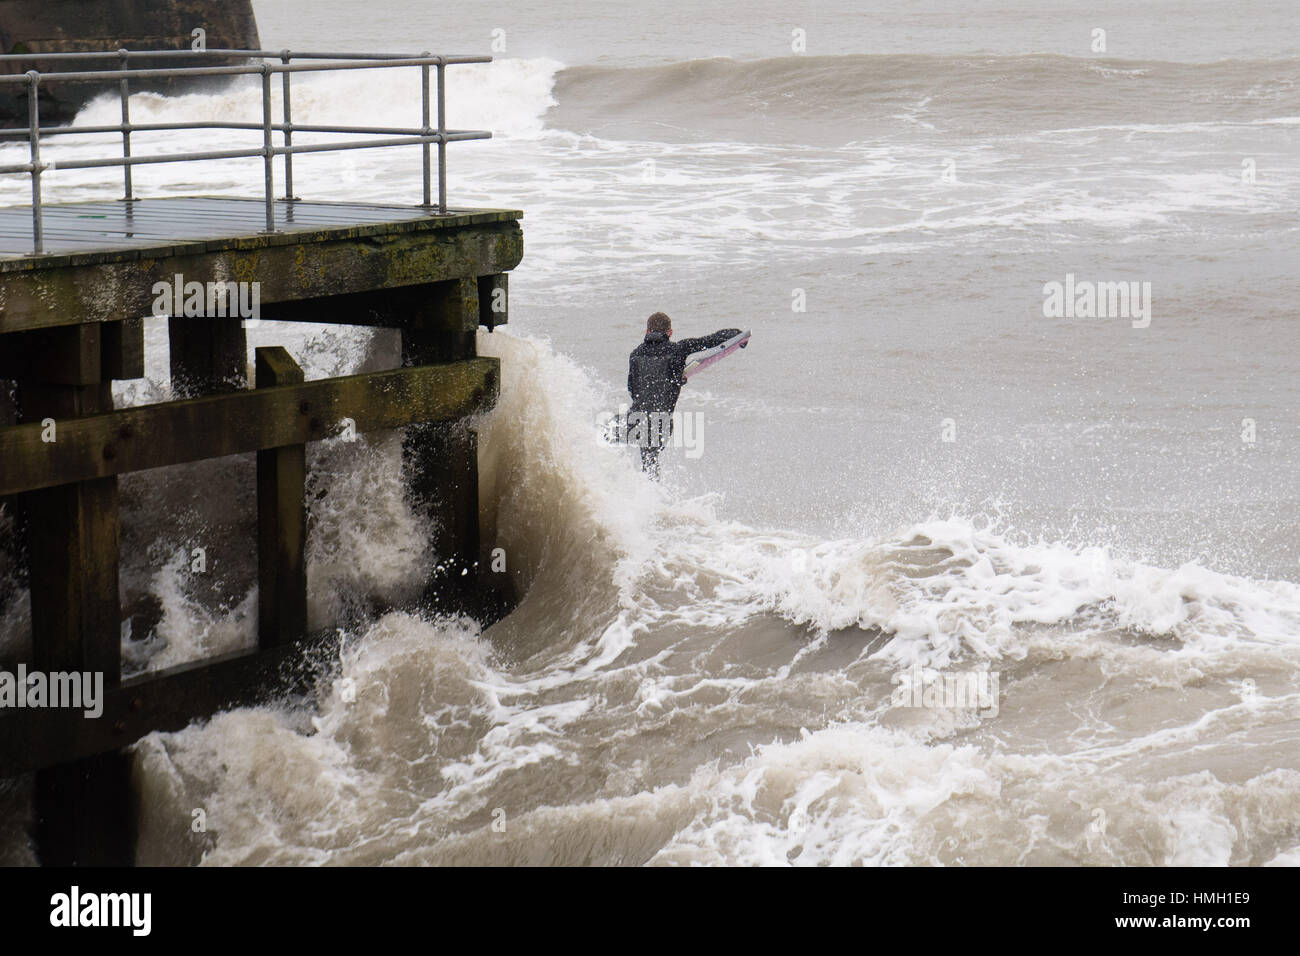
[
  {"xmin": 400, "ymin": 278, "xmax": 483, "ymax": 612},
  {"xmin": 33, "ymin": 752, "xmax": 135, "ymax": 867},
  {"xmin": 101, "ymin": 318, "xmax": 145, "ymax": 382},
  {"xmin": 0, "ymin": 378, "xmax": 17, "ymax": 605},
  {"xmin": 0, "ymin": 379, "xmax": 15, "ymax": 428},
  {"xmin": 14, "ymin": 325, "xmax": 133, "ymax": 866},
  {"xmin": 404, "ymin": 418, "xmax": 481, "ymax": 603},
  {"xmin": 255, "ymin": 347, "xmax": 307, "ymax": 648},
  {"xmin": 168, "ymin": 316, "xmax": 247, "ymax": 395}
]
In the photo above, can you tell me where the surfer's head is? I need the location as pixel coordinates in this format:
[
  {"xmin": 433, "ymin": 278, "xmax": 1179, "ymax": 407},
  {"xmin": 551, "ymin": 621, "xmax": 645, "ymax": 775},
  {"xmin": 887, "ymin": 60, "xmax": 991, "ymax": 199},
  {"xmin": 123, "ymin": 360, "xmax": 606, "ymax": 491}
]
[{"xmin": 647, "ymin": 312, "xmax": 672, "ymax": 337}]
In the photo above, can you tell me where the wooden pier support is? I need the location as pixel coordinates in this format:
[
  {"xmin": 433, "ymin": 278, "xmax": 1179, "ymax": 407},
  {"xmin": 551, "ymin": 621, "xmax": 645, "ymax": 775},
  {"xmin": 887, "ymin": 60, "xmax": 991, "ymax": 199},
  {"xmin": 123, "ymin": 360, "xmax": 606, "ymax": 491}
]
[
  {"xmin": 13, "ymin": 325, "xmax": 133, "ymax": 866},
  {"xmin": 0, "ymin": 378, "xmax": 22, "ymax": 623},
  {"xmin": 34, "ymin": 751, "xmax": 135, "ymax": 868},
  {"xmin": 0, "ymin": 202, "xmax": 522, "ymax": 864},
  {"xmin": 255, "ymin": 348, "xmax": 308, "ymax": 647},
  {"xmin": 400, "ymin": 278, "xmax": 484, "ymax": 612},
  {"xmin": 102, "ymin": 318, "xmax": 146, "ymax": 382},
  {"xmin": 168, "ymin": 315, "xmax": 247, "ymax": 395}
]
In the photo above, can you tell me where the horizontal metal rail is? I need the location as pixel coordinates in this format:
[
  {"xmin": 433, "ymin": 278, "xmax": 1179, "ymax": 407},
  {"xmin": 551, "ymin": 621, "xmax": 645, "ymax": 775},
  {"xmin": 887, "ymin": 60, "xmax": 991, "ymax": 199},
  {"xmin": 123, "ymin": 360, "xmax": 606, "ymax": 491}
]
[
  {"xmin": 0, "ymin": 122, "xmax": 483, "ymax": 141},
  {"xmin": 0, "ymin": 49, "xmax": 483, "ymax": 63},
  {"xmin": 0, "ymin": 133, "xmax": 490, "ymax": 174},
  {"xmin": 0, "ymin": 49, "xmax": 494, "ymax": 253},
  {"xmin": 0, "ymin": 55, "xmax": 491, "ymax": 85},
  {"xmin": 0, "ymin": 122, "xmax": 480, "ymax": 140}
]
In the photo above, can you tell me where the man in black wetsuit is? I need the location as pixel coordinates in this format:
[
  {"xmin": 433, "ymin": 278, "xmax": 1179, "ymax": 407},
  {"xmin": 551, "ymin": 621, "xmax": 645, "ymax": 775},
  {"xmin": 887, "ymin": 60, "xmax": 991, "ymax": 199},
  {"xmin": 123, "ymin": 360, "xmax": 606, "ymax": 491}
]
[{"xmin": 627, "ymin": 312, "xmax": 741, "ymax": 478}]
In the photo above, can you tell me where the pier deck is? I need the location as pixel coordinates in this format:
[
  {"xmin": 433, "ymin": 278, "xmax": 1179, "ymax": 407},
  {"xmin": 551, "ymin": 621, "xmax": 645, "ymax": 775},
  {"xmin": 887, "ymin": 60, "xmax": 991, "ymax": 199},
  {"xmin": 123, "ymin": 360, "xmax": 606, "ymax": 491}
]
[
  {"xmin": 0, "ymin": 198, "xmax": 523, "ymax": 334},
  {"xmin": 0, "ymin": 196, "xmax": 514, "ymax": 260}
]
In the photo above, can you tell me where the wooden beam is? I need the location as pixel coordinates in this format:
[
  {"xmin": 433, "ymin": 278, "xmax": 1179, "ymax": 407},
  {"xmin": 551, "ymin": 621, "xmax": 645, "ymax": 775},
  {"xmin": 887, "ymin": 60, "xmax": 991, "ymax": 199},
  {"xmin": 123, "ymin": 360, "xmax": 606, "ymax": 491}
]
[
  {"xmin": 0, "ymin": 633, "xmax": 339, "ymax": 776},
  {"xmin": 0, "ymin": 358, "xmax": 500, "ymax": 496},
  {"xmin": 168, "ymin": 315, "xmax": 247, "ymax": 395},
  {"xmin": 0, "ymin": 324, "xmax": 102, "ymax": 385},
  {"xmin": 258, "ymin": 285, "xmax": 431, "ymax": 327},
  {"xmin": 259, "ymin": 277, "xmax": 492, "ymax": 331},
  {"xmin": 256, "ymin": 347, "xmax": 307, "ymax": 648},
  {"xmin": 259, "ymin": 280, "xmax": 490, "ymax": 330}
]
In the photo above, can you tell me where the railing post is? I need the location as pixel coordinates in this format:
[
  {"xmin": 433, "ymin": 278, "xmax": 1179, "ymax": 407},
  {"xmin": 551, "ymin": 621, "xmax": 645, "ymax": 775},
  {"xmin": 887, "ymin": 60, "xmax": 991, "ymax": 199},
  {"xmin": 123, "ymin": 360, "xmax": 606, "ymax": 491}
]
[
  {"xmin": 26, "ymin": 70, "xmax": 43, "ymax": 255},
  {"xmin": 420, "ymin": 52, "xmax": 432, "ymax": 208},
  {"xmin": 280, "ymin": 50, "xmax": 295, "ymax": 201},
  {"xmin": 436, "ymin": 56, "xmax": 447, "ymax": 214},
  {"xmin": 118, "ymin": 48, "xmax": 133, "ymax": 201},
  {"xmin": 260, "ymin": 61, "xmax": 275, "ymax": 232}
]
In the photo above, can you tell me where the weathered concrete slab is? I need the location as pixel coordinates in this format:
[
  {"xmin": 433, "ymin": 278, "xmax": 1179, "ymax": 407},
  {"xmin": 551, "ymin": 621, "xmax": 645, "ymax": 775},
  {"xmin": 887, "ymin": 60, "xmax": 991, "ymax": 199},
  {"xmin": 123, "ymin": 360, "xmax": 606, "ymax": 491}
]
[{"xmin": 0, "ymin": 198, "xmax": 524, "ymax": 333}]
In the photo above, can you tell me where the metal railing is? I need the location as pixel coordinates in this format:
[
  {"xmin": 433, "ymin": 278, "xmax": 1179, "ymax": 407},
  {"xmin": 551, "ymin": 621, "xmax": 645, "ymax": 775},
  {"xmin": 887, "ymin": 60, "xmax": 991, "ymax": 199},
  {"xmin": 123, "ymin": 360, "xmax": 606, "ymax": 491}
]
[{"xmin": 0, "ymin": 49, "xmax": 495, "ymax": 254}]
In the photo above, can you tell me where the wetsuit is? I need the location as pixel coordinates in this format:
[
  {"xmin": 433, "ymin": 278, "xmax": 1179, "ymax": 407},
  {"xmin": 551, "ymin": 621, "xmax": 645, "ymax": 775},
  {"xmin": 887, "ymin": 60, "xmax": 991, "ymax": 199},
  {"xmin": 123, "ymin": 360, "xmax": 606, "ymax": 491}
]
[{"xmin": 627, "ymin": 328, "xmax": 740, "ymax": 477}]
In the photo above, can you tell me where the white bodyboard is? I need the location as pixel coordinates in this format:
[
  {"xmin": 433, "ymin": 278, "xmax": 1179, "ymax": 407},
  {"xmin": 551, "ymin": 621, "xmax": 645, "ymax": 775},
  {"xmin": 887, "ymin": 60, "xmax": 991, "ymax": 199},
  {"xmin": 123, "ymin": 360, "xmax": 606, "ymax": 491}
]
[{"xmin": 683, "ymin": 330, "xmax": 751, "ymax": 379}]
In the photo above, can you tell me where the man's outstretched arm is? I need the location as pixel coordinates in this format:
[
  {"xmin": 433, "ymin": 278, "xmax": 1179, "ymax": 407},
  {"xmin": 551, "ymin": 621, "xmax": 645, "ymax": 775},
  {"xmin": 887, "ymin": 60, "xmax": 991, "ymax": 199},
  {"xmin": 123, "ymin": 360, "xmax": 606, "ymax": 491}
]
[{"xmin": 675, "ymin": 328, "xmax": 742, "ymax": 355}]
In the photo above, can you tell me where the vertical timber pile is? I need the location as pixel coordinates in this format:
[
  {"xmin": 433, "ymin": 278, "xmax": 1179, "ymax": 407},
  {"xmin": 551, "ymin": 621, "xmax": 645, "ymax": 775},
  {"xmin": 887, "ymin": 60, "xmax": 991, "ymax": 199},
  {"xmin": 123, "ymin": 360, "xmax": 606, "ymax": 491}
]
[
  {"xmin": 255, "ymin": 347, "xmax": 308, "ymax": 647},
  {"xmin": 169, "ymin": 314, "xmax": 247, "ymax": 395},
  {"xmin": 12, "ymin": 321, "xmax": 145, "ymax": 865},
  {"xmin": 400, "ymin": 276, "xmax": 482, "ymax": 612}
]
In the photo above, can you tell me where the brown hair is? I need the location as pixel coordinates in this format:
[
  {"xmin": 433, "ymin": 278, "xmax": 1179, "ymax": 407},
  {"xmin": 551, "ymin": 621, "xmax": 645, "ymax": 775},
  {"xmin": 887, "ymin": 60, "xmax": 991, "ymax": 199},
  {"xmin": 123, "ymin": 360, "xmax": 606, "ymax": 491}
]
[{"xmin": 646, "ymin": 312, "xmax": 672, "ymax": 334}]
